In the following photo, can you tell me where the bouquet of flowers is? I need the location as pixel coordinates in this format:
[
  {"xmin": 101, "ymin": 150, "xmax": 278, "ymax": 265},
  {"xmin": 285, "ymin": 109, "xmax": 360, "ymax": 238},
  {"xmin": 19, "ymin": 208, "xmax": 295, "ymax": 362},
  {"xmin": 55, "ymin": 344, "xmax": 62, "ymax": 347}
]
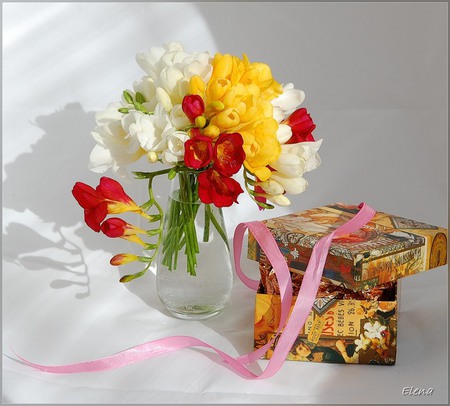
[{"xmin": 72, "ymin": 42, "xmax": 321, "ymax": 283}]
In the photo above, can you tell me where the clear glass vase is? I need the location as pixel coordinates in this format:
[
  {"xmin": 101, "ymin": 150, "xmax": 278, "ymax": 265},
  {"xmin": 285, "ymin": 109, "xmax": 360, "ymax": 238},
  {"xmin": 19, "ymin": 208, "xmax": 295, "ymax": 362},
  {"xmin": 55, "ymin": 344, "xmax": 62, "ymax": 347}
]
[{"xmin": 156, "ymin": 171, "xmax": 233, "ymax": 320}]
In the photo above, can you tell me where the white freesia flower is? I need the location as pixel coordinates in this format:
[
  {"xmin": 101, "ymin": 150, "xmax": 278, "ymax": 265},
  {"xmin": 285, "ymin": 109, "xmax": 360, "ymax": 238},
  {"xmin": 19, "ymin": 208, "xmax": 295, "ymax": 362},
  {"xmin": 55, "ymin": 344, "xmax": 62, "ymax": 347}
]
[
  {"xmin": 135, "ymin": 42, "xmax": 183, "ymax": 79},
  {"xmin": 281, "ymin": 139, "xmax": 322, "ymax": 172},
  {"xmin": 272, "ymin": 83, "xmax": 305, "ymax": 121},
  {"xmin": 262, "ymin": 139, "xmax": 321, "ymax": 204},
  {"xmin": 271, "ymin": 139, "xmax": 322, "ymax": 177},
  {"xmin": 156, "ymin": 87, "xmax": 173, "ymax": 112},
  {"xmin": 270, "ymin": 152, "xmax": 306, "ymax": 178},
  {"xmin": 121, "ymin": 110, "xmax": 168, "ymax": 154},
  {"xmin": 89, "ymin": 102, "xmax": 145, "ymax": 175},
  {"xmin": 162, "ymin": 131, "xmax": 190, "ymax": 164},
  {"xmin": 132, "ymin": 77, "xmax": 158, "ymax": 112},
  {"xmin": 135, "ymin": 42, "xmax": 212, "ymax": 111},
  {"xmin": 169, "ymin": 104, "xmax": 191, "ymax": 130},
  {"xmin": 88, "ymin": 43, "xmax": 214, "ymax": 174}
]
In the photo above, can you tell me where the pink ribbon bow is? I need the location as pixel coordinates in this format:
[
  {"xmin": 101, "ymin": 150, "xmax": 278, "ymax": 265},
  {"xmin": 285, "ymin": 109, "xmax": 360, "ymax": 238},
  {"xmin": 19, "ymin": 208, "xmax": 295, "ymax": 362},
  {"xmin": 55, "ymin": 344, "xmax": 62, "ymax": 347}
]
[{"xmin": 14, "ymin": 203, "xmax": 375, "ymax": 379}]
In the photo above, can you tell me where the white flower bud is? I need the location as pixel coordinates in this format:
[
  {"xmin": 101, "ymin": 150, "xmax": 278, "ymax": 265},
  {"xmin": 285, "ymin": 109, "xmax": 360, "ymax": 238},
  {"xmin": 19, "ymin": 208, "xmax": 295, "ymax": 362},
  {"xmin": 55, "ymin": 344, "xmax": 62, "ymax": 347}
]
[
  {"xmin": 265, "ymin": 194, "xmax": 291, "ymax": 206},
  {"xmin": 257, "ymin": 179, "xmax": 285, "ymax": 195},
  {"xmin": 147, "ymin": 151, "xmax": 159, "ymax": 163},
  {"xmin": 270, "ymin": 173, "xmax": 308, "ymax": 195}
]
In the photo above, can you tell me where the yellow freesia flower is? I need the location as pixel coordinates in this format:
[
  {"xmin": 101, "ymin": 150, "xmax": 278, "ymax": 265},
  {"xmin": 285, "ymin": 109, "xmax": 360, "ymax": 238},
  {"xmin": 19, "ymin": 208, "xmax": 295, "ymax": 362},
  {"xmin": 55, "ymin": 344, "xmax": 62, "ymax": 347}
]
[{"xmin": 189, "ymin": 53, "xmax": 283, "ymax": 181}]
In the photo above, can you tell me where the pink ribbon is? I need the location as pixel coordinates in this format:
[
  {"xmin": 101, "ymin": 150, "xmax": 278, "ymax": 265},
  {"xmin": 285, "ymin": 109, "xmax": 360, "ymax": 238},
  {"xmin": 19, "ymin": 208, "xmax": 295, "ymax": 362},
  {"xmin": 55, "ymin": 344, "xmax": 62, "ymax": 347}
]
[{"xmin": 14, "ymin": 203, "xmax": 375, "ymax": 379}]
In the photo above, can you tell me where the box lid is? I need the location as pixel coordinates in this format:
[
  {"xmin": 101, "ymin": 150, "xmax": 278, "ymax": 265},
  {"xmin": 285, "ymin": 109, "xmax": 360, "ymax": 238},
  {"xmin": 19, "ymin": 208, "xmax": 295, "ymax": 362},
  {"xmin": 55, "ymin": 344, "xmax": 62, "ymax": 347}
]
[{"xmin": 248, "ymin": 203, "xmax": 448, "ymax": 291}]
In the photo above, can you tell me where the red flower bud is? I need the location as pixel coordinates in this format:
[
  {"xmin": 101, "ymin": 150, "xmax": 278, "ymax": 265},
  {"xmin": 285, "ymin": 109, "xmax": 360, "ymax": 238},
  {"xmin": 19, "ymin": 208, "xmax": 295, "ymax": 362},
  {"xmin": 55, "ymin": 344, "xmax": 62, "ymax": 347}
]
[
  {"xmin": 100, "ymin": 218, "xmax": 145, "ymax": 238},
  {"xmin": 254, "ymin": 183, "xmax": 267, "ymax": 211},
  {"xmin": 198, "ymin": 169, "xmax": 243, "ymax": 207},
  {"xmin": 284, "ymin": 108, "xmax": 316, "ymax": 144},
  {"xmin": 182, "ymin": 94, "xmax": 205, "ymax": 122},
  {"xmin": 184, "ymin": 135, "xmax": 213, "ymax": 169},
  {"xmin": 213, "ymin": 133, "xmax": 245, "ymax": 177},
  {"xmin": 188, "ymin": 127, "xmax": 202, "ymax": 138},
  {"xmin": 110, "ymin": 253, "xmax": 139, "ymax": 266}
]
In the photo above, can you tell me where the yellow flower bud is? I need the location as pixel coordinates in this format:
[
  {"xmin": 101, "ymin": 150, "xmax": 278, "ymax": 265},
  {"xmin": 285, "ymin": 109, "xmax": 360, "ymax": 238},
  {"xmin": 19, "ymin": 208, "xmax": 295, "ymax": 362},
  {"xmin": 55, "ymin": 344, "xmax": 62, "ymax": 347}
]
[
  {"xmin": 208, "ymin": 101, "xmax": 225, "ymax": 112},
  {"xmin": 203, "ymin": 125, "xmax": 220, "ymax": 138},
  {"xmin": 110, "ymin": 253, "xmax": 139, "ymax": 266},
  {"xmin": 194, "ymin": 116, "xmax": 206, "ymax": 128}
]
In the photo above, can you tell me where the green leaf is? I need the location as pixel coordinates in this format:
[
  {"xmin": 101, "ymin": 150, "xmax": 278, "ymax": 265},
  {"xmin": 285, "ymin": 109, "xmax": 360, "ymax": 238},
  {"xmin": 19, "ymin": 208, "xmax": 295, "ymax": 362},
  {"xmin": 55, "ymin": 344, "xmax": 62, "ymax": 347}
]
[
  {"xmin": 135, "ymin": 92, "xmax": 146, "ymax": 103},
  {"xmin": 123, "ymin": 90, "xmax": 134, "ymax": 104},
  {"xmin": 118, "ymin": 108, "xmax": 129, "ymax": 114}
]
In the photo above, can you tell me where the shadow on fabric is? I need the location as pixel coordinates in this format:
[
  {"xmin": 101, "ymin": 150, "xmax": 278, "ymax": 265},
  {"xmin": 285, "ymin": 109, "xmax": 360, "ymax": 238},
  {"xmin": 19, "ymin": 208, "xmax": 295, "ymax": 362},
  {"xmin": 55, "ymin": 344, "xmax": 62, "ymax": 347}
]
[{"xmin": 3, "ymin": 103, "xmax": 106, "ymax": 299}]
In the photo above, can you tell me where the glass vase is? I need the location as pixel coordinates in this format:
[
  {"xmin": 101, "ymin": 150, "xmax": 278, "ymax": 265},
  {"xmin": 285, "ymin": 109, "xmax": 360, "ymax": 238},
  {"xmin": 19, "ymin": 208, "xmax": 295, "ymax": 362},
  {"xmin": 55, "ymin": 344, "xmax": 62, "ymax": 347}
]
[{"xmin": 156, "ymin": 171, "xmax": 233, "ymax": 320}]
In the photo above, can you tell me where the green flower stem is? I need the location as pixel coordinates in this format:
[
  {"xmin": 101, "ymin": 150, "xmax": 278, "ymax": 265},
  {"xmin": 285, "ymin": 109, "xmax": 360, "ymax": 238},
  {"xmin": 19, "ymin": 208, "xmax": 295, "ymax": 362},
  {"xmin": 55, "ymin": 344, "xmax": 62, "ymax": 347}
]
[
  {"xmin": 159, "ymin": 171, "xmax": 233, "ymax": 276},
  {"xmin": 160, "ymin": 171, "xmax": 205, "ymax": 276},
  {"xmin": 243, "ymin": 168, "xmax": 275, "ymax": 210},
  {"xmin": 120, "ymin": 175, "xmax": 165, "ymax": 283},
  {"xmin": 207, "ymin": 205, "xmax": 229, "ymax": 250},
  {"xmin": 134, "ymin": 168, "xmax": 172, "ymax": 179},
  {"xmin": 203, "ymin": 204, "xmax": 211, "ymax": 243}
]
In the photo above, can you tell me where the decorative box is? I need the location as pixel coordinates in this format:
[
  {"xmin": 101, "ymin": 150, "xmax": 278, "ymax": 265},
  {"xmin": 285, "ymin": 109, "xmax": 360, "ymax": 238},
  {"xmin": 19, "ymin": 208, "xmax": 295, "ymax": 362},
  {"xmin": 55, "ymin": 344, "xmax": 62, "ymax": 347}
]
[{"xmin": 248, "ymin": 203, "xmax": 447, "ymax": 365}]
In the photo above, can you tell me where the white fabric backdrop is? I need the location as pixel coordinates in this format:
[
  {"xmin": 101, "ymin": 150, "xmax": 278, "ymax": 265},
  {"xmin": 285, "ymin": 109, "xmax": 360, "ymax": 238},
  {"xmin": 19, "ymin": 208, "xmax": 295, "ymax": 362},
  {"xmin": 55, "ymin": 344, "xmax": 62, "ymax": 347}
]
[{"xmin": 3, "ymin": 2, "xmax": 448, "ymax": 404}]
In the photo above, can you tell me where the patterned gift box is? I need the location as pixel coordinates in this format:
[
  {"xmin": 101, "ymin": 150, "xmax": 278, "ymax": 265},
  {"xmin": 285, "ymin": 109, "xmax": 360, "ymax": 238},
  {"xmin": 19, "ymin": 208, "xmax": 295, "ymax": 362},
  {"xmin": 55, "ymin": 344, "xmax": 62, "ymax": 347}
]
[{"xmin": 249, "ymin": 203, "xmax": 447, "ymax": 365}]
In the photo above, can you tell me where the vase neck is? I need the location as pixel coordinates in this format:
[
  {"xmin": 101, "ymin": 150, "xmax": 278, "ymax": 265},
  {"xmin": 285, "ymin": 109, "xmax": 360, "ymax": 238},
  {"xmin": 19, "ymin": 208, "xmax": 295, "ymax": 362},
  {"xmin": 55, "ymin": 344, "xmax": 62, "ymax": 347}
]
[{"xmin": 170, "ymin": 170, "xmax": 201, "ymax": 204}]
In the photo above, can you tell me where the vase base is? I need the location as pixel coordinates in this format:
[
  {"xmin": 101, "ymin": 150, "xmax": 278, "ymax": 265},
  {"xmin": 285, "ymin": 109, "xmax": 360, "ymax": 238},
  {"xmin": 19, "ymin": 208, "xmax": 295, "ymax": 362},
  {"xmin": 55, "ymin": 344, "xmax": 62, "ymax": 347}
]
[{"xmin": 165, "ymin": 304, "xmax": 223, "ymax": 320}]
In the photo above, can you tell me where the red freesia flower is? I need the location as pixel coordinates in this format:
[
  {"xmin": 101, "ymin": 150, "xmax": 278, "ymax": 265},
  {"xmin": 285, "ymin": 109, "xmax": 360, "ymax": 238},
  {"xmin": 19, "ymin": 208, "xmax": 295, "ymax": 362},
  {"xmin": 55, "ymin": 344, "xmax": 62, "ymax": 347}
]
[
  {"xmin": 184, "ymin": 135, "xmax": 213, "ymax": 169},
  {"xmin": 182, "ymin": 94, "xmax": 205, "ymax": 122},
  {"xmin": 198, "ymin": 169, "xmax": 243, "ymax": 207},
  {"xmin": 72, "ymin": 177, "xmax": 141, "ymax": 232},
  {"xmin": 213, "ymin": 132, "xmax": 245, "ymax": 177},
  {"xmin": 72, "ymin": 182, "xmax": 108, "ymax": 231},
  {"xmin": 284, "ymin": 108, "xmax": 316, "ymax": 144}
]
